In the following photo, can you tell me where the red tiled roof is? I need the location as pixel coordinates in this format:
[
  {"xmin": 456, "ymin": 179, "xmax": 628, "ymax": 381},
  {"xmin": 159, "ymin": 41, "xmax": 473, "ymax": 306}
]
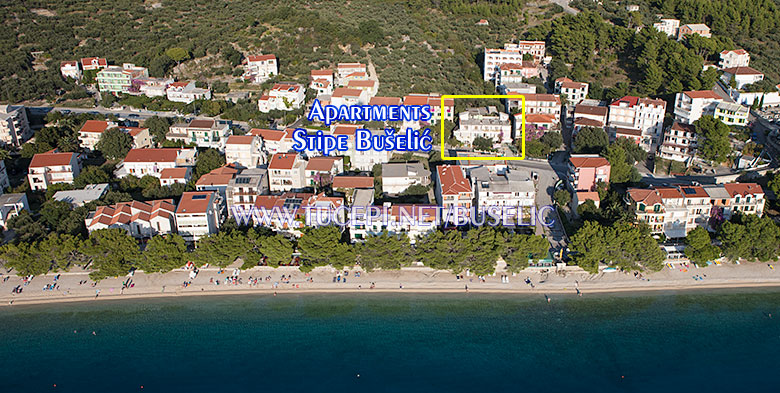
[
  {"xmin": 121, "ymin": 127, "xmax": 148, "ymax": 137},
  {"xmin": 720, "ymin": 49, "xmax": 748, "ymax": 56},
  {"xmin": 525, "ymin": 114, "xmax": 557, "ymax": 124},
  {"xmin": 306, "ymin": 156, "xmax": 341, "ymax": 172},
  {"xmin": 79, "ymin": 120, "xmax": 109, "ymax": 133},
  {"xmin": 656, "ymin": 187, "xmax": 684, "ymax": 199},
  {"xmin": 437, "ymin": 165, "xmax": 471, "ymax": 195},
  {"xmin": 160, "ymin": 167, "xmax": 189, "ymax": 179},
  {"xmin": 61, "ymin": 60, "xmax": 77, "ymax": 67},
  {"xmin": 332, "ymin": 124, "xmax": 362, "ymax": 136},
  {"xmin": 247, "ymin": 54, "xmax": 276, "ymax": 62},
  {"xmin": 403, "ymin": 94, "xmax": 454, "ymax": 107},
  {"xmin": 369, "ymin": 96, "xmax": 402, "ymax": 106},
  {"xmin": 123, "ymin": 148, "xmax": 181, "ymax": 163},
  {"xmin": 574, "ymin": 118, "xmax": 603, "ymax": 127},
  {"xmin": 226, "ymin": 135, "xmax": 255, "ymax": 145},
  {"xmin": 614, "ymin": 127, "xmax": 642, "ymax": 136},
  {"xmin": 576, "ymin": 191, "xmax": 600, "ymax": 202},
  {"xmin": 347, "ymin": 80, "xmax": 376, "ymax": 88},
  {"xmin": 521, "ymin": 93, "xmax": 560, "ymax": 103},
  {"xmin": 196, "ymin": 173, "xmax": 233, "ymax": 186},
  {"xmin": 575, "ymin": 104, "xmax": 608, "ymax": 117},
  {"xmin": 269, "ymin": 153, "xmax": 299, "ymax": 170},
  {"xmin": 311, "ymin": 69, "xmax": 333, "ymax": 76},
  {"xmin": 332, "ymin": 88, "xmax": 363, "ymax": 98},
  {"xmin": 680, "ymin": 186, "xmax": 708, "ymax": 198},
  {"xmin": 332, "ymin": 176, "xmax": 374, "ymax": 189},
  {"xmin": 250, "ymin": 128, "xmax": 285, "ymax": 141},
  {"xmin": 722, "ymin": 66, "xmax": 763, "ymax": 76},
  {"xmin": 80, "ymin": 57, "xmax": 107, "ymax": 67},
  {"xmin": 670, "ymin": 121, "xmax": 697, "ymax": 133},
  {"xmin": 168, "ymin": 81, "xmax": 190, "ymax": 88},
  {"xmin": 176, "ymin": 191, "xmax": 215, "ymax": 214},
  {"xmin": 30, "ymin": 152, "xmax": 75, "ymax": 168},
  {"xmin": 723, "ymin": 183, "xmax": 764, "ymax": 197},
  {"xmin": 569, "ymin": 156, "xmax": 609, "ymax": 168},
  {"xmin": 188, "ymin": 119, "xmax": 215, "ymax": 129},
  {"xmin": 628, "ymin": 188, "xmax": 662, "ymax": 205},
  {"xmin": 683, "ymin": 90, "xmax": 721, "ymax": 100}
]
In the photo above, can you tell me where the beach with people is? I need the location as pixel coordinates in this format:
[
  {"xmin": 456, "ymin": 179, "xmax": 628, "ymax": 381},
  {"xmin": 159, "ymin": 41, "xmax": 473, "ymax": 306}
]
[{"xmin": 2, "ymin": 260, "xmax": 779, "ymax": 306}]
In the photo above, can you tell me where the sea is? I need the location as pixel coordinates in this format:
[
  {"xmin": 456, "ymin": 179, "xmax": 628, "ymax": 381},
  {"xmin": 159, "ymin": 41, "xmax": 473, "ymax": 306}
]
[{"xmin": 1, "ymin": 290, "xmax": 779, "ymax": 393}]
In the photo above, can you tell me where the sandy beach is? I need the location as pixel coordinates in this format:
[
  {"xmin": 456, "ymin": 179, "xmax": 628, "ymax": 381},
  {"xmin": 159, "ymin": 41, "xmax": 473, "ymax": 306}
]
[{"xmin": 2, "ymin": 261, "xmax": 780, "ymax": 307}]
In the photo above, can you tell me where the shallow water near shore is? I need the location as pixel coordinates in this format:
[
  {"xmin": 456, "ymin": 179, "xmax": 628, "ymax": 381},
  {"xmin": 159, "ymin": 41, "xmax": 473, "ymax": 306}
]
[{"xmin": 1, "ymin": 291, "xmax": 779, "ymax": 392}]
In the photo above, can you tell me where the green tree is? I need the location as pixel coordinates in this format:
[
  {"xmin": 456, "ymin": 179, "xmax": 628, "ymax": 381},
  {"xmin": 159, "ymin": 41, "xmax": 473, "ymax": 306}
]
[
  {"xmin": 139, "ymin": 234, "xmax": 187, "ymax": 273},
  {"xmin": 554, "ymin": 189, "xmax": 571, "ymax": 206},
  {"xmin": 297, "ymin": 226, "xmax": 355, "ymax": 271},
  {"xmin": 96, "ymin": 128, "xmax": 133, "ymax": 160},
  {"xmin": 540, "ymin": 131, "xmax": 563, "ymax": 151},
  {"xmin": 574, "ymin": 127, "xmax": 609, "ymax": 154},
  {"xmin": 502, "ymin": 233, "xmax": 549, "ymax": 272},
  {"xmin": 603, "ymin": 144, "xmax": 640, "ymax": 183},
  {"xmin": 472, "ymin": 136, "xmax": 494, "ymax": 151},
  {"xmin": 694, "ymin": 116, "xmax": 731, "ymax": 164},
  {"xmin": 81, "ymin": 228, "xmax": 141, "ymax": 280},
  {"xmin": 358, "ymin": 231, "xmax": 413, "ymax": 271},
  {"xmin": 194, "ymin": 148, "xmax": 226, "ymax": 179},
  {"xmin": 143, "ymin": 116, "xmax": 171, "ymax": 145},
  {"xmin": 7, "ymin": 210, "xmax": 46, "ymax": 244},
  {"xmin": 73, "ymin": 165, "xmax": 111, "ymax": 188},
  {"xmin": 684, "ymin": 227, "xmax": 720, "ymax": 264},
  {"xmin": 165, "ymin": 47, "xmax": 190, "ymax": 65},
  {"xmin": 191, "ymin": 231, "xmax": 248, "ymax": 268},
  {"xmin": 258, "ymin": 234, "xmax": 293, "ymax": 267},
  {"xmin": 414, "ymin": 230, "xmax": 467, "ymax": 271},
  {"xmin": 460, "ymin": 227, "xmax": 505, "ymax": 275}
]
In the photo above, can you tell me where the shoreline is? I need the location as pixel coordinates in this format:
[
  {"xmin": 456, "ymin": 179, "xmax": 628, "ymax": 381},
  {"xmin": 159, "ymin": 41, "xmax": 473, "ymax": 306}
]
[{"xmin": 4, "ymin": 280, "xmax": 780, "ymax": 308}]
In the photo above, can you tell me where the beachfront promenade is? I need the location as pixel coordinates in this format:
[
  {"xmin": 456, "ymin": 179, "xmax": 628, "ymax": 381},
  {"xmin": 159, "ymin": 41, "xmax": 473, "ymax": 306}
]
[{"xmin": 2, "ymin": 262, "xmax": 780, "ymax": 306}]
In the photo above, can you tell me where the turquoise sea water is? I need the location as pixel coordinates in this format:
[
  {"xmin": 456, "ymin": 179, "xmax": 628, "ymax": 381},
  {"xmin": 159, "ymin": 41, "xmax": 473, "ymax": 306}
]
[{"xmin": 1, "ymin": 290, "xmax": 779, "ymax": 392}]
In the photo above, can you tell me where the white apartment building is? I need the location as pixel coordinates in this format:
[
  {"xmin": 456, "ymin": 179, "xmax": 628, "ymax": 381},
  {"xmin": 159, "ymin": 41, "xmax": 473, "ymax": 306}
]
[
  {"xmin": 168, "ymin": 119, "xmax": 231, "ymax": 151},
  {"xmin": 60, "ymin": 61, "xmax": 81, "ymax": 79},
  {"xmin": 455, "ymin": 107, "xmax": 512, "ymax": 145},
  {"xmin": 305, "ymin": 156, "xmax": 343, "ymax": 188},
  {"xmin": 677, "ymin": 24, "xmax": 711, "ymax": 40},
  {"xmin": 27, "ymin": 151, "xmax": 81, "ymax": 191},
  {"xmin": 114, "ymin": 148, "xmax": 197, "ymax": 179},
  {"xmin": 175, "ymin": 191, "xmax": 222, "ymax": 242},
  {"xmin": 258, "ymin": 83, "xmax": 305, "ymax": 113},
  {"xmin": 719, "ymin": 49, "xmax": 750, "ymax": 69},
  {"xmin": 346, "ymin": 79, "xmax": 378, "ymax": 99},
  {"xmin": 607, "ymin": 95, "xmax": 667, "ymax": 150},
  {"xmin": 336, "ymin": 63, "xmax": 367, "ymax": 83},
  {"xmin": 469, "ymin": 166, "xmax": 535, "ymax": 212},
  {"xmin": 120, "ymin": 126, "xmax": 153, "ymax": 149},
  {"xmin": 159, "ymin": 167, "xmax": 192, "ymax": 186},
  {"xmin": 349, "ymin": 203, "xmax": 438, "ymax": 244},
  {"xmin": 268, "ymin": 152, "xmax": 306, "ymax": 192},
  {"xmin": 242, "ymin": 54, "xmax": 278, "ymax": 84},
  {"xmin": 310, "ymin": 69, "xmax": 334, "ymax": 95},
  {"xmin": 331, "ymin": 125, "xmax": 392, "ymax": 171},
  {"xmin": 250, "ymin": 128, "xmax": 287, "ymax": 155},
  {"xmin": 554, "ymin": 78, "xmax": 589, "ymax": 105},
  {"xmin": 720, "ymin": 67, "xmax": 764, "ymax": 89},
  {"xmin": 85, "ymin": 199, "xmax": 176, "ymax": 238},
  {"xmin": 508, "ymin": 93, "xmax": 561, "ymax": 121},
  {"xmin": 80, "ymin": 57, "xmax": 107, "ymax": 71},
  {"xmin": 166, "ymin": 81, "xmax": 212, "ymax": 104},
  {"xmin": 0, "ymin": 105, "xmax": 32, "ymax": 147},
  {"xmin": 494, "ymin": 62, "xmax": 539, "ymax": 84},
  {"xmin": 434, "ymin": 165, "xmax": 473, "ymax": 220},
  {"xmin": 78, "ymin": 120, "xmax": 115, "ymax": 150},
  {"xmin": 658, "ymin": 122, "xmax": 697, "ymax": 163},
  {"xmin": 674, "ymin": 90, "xmax": 724, "ymax": 124},
  {"xmin": 653, "ymin": 18, "xmax": 680, "ymax": 37},
  {"xmin": 714, "ymin": 102, "xmax": 749, "ymax": 126},
  {"xmin": 225, "ymin": 135, "xmax": 264, "ymax": 168},
  {"xmin": 330, "ymin": 87, "xmax": 368, "ymax": 106},
  {"xmin": 381, "ymin": 162, "xmax": 431, "ymax": 195},
  {"xmin": 483, "ymin": 41, "xmax": 546, "ymax": 81},
  {"xmin": 226, "ymin": 168, "xmax": 269, "ymax": 218}
]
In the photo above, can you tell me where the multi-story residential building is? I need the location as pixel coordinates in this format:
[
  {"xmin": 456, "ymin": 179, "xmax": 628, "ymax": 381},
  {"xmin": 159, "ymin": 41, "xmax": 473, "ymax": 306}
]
[
  {"xmin": 80, "ymin": 57, "xmax": 107, "ymax": 71},
  {"xmin": 455, "ymin": 107, "xmax": 512, "ymax": 145},
  {"xmin": 680, "ymin": 185, "xmax": 711, "ymax": 233},
  {"xmin": 96, "ymin": 64, "xmax": 149, "ymax": 93},
  {"xmin": 659, "ymin": 122, "xmax": 697, "ymax": 163},
  {"xmin": 674, "ymin": 90, "xmax": 725, "ymax": 124},
  {"xmin": 554, "ymin": 78, "xmax": 589, "ymax": 105},
  {"xmin": 720, "ymin": 67, "xmax": 764, "ymax": 89},
  {"xmin": 332, "ymin": 175, "xmax": 374, "ymax": 197},
  {"xmin": 330, "ymin": 87, "xmax": 368, "ymax": 106},
  {"xmin": 85, "ymin": 199, "xmax": 177, "ymax": 238},
  {"xmin": 226, "ymin": 167, "xmax": 269, "ymax": 218},
  {"xmin": 653, "ymin": 18, "xmax": 680, "ymax": 37},
  {"xmin": 0, "ymin": 104, "xmax": 32, "ymax": 146},
  {"xmin": 225, "ymin": 135, "xmax": 264, "ymax": 168},
  {"xmin": 134, "ymin": 76, "xmax": 174, "ymax": 97},
  {"xmin": 483, "ymin": 41, "xmax": 546, "ymax": 81},
  {"xmin": 721, "ymin": 183, "xmax": 765, "ymax": 220},
  {"xmin": 469, "ymin": 166, "xmax": 535, "ymax": 212},
  {"xmin": 53, "ymin": 183, "xmax": 109, "ymax": 207},
  {"xmin": 508, "ymin": 93, "xmax": 561, "ymax": 120},
  {"xmin": 336, "ymin": 63, "xmax": 367, "ymax": 84},
  {"xmin": 381, "ymin": 162, "xmax": 431, "ymax": 195},
  {"xmin": 714, "ymin": 102, "xmax": 749, "ymax": 126},
  {"xmin": 252, "ymin": 192, "xmax": 344, "ymax": 236},
  {"xmin": 349, "ymin": 203, "xmax": 438, "ymax": 244},
  {"xmin": 719, "ymin": 49, "xmax": 750, "ymax": 69},
  {"xmin": 60, "ymin": 61, "xmax": 81, "ymax": 79},
  {"xmin": 167, "ymin": 119, "xmax": 230, "ymax": 151},
  {"xmin": 120, "ymin": 126, "xmax": 153, "ymax": 149},
  {"xmin": 627, "ymin": 187, "xmax": 687, "ymax": 238},
  {"xmin": 677, "ymin": 23, "xmax": 711, "ymax": 40},
  {"xmin": 571, "ymin": 102, "xmax": 608, "ymax": 130},
  {"xmin": 434, "ymin": 165, "xmax": 473, "ymax": 220},
  {"xmin": 268, "ymin": 152, "xmax": 306, "ymax": 192},
  {"xmin": 0, "ymin": 160, "xmax": 9, "ymax": 191},
  {"xmin": 28, "ymin": 151, "xmax": 81, "ymax": 191},
  {"xmin": 166, "ymin": 81, "xmax": 212, "ymax": 103},
  {"xmin": 568, "ymin": 155, "xmax": 610, "ymax": 191},
  {"xmin": 250, "ymin": 128, "xmax": 289, "ymax": 155},
  {"xmin": 114, "ymin": 148, "xmax": 197, "ymax": 178},
  {"xmin": 242, "ymin": 54, "xmax": 278, "ymax": 84},
  {"xmin": 494, "ymin": 62, "xmax": 539, "ymax": 84},
  {"xmin": 175, "ymin": 191, "xmax": 222, "ymax": 242},
  {"xmin": 402, "ymin": 94, "xmax": 455, "ymax": 123},
  {"xmin": 330, "ymin": 125, "xmax": 391, "ymax": 171},
  {"xmin": 258, "ymin": 83, "xmax": 305, "ymax": 113},
  {"xmin": 159, "ymin": 167, "xmax": 192, "ymax": 186},
  {"xmin": 78, "ymin": 120, "xmax": 116, "ymax": 150},
  {"xmin": 346, "ymin": 79, "xmax": 378, "ymax": 99},
  {"xmin": 0, "ymin": 193, "xmax": 29, "ymax": 228},
  {"xmin": 309, "ymin": 69, "xmax": 334, "ymax": 95},
  {"xmin": 305, "ymin": 156, "xmax": 343, "ymax": 188},
  {"xmin": 195, "ymin": 165, "xmax": 238, "ymax": 208},
  {"xmin": 607, "ymin": 95, "xmax": 667, "ymax": 150}
]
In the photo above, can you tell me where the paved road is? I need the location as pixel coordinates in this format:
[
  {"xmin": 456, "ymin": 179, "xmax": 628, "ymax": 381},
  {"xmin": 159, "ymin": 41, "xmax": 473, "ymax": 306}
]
[{"xmin": 550, "ymin": 0, "xmax": 579, "ymax": 14}]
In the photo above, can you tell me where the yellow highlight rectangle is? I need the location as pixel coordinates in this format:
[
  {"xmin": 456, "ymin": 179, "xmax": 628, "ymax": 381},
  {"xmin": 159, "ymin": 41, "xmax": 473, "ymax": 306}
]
[{"xmin": 440, "ymin": 94, "xmax": 526, "ymax": 161}]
